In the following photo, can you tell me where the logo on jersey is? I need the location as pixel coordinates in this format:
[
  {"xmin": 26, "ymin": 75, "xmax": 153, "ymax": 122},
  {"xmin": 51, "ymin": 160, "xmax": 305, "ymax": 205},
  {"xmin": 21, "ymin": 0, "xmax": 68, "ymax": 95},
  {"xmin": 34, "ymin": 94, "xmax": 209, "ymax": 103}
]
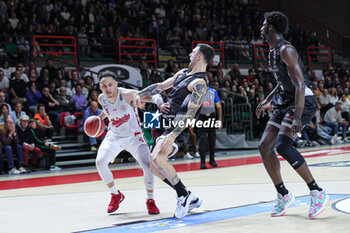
[
  {"xmin": 144, "ymin": 111, "xmax": 161, "ymax": 129},
  {"xmin": 121, "ymin": 105, "xmax": 127, "ymax": 112},
  {"xmin": 111, "ymin": 114, "xmax": 130, "ymax": 128}
]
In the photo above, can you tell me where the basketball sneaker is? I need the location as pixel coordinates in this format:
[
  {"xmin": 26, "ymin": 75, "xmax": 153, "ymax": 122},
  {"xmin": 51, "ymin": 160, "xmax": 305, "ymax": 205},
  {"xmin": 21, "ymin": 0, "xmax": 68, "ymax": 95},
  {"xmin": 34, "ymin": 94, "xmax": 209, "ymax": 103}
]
[
  {"xmin": 146, "ymin": 199, "xmax": 160, "ymax": 215},
  {"xmin": 308, "ymin": 190, "xmax": 329, "ymax": 218},
  {"xmin": 174, "ymin": 191, "xmax": 195, "ymax": 219},
  {"xmin": 107, "ymin": 191, "xmax": 125, "ymax": 213},
  {"xmin": 271, "ymin": 191, "xmax": 295, "ymax": 217},
  {"xmin": 188, "ymin": 196, "xmax": 203, "ymax": 212}
]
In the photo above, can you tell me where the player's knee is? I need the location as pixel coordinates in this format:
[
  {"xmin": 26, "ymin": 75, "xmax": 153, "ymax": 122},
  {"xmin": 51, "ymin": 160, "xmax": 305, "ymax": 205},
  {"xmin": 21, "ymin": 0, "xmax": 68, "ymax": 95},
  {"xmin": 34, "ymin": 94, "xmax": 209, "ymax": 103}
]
[
  {"xmin": 258, "ymin": 140, "xmax": 273, "ymax": 155},
  {"xmin": 276, "ymin": 135, "xmax": 305, "ymax": 169},
  {"xmin": 95, "ymin": 151, "xmax": 108, "ymax": 169}
]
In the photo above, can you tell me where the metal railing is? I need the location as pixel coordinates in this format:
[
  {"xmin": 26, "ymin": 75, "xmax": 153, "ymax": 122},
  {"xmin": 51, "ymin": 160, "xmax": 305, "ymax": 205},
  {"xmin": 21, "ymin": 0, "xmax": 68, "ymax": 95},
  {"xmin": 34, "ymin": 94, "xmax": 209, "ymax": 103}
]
[
  {"xmin": 1, "ymin": 34, "xmax": 345, "ymax": 70},
  {"xmin": 221, "ymin": 90, "xmax": 253, "ymax": 140}
]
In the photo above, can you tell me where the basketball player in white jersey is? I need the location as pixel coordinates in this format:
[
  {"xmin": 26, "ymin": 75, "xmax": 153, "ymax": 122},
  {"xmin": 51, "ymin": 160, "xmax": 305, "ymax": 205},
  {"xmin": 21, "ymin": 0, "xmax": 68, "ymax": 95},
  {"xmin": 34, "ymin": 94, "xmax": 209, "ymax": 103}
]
[{"xmin": 96, "ymin": 71, "xmax": 164, "ymax": 215}]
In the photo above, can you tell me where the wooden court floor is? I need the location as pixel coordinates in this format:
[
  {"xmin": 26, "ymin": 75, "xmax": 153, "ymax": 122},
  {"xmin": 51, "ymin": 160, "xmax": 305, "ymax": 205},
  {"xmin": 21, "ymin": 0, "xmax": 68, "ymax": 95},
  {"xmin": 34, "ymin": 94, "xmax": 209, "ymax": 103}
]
[{"xmin": 0, "ymin": 144, "xmax": 349, "ymax": 233}]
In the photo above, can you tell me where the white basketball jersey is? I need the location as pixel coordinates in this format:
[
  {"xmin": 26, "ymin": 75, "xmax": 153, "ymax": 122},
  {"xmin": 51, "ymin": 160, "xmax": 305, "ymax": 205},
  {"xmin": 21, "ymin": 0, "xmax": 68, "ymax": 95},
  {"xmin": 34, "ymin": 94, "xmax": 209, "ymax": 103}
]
[{"xmin": 101, "ymin": 88, "xmax": 142, "ymax": 137}]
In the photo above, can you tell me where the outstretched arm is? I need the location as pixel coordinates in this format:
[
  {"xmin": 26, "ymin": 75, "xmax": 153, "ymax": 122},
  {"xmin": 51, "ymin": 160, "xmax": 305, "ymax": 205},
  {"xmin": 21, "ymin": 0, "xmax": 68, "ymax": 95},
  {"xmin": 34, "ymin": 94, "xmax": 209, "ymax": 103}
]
[{"xmin": 136, "ymin": 68, "xmax": 187, "ymax": 98}]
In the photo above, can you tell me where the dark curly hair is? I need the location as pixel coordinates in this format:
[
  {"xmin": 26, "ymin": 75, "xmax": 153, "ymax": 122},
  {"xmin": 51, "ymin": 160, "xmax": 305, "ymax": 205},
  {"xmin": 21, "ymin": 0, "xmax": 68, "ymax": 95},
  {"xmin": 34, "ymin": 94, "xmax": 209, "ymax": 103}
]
[{"xmin": 264, "ymin": 11, "xmax": 289, "ymax": 34}]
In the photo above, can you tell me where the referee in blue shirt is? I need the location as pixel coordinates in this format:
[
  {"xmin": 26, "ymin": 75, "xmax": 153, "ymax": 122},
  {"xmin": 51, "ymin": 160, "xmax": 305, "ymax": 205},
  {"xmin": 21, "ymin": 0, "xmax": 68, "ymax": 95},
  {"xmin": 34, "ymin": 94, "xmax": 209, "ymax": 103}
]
[{"xmin": 196, "ymin": 87, "xmax": 222, "ymax": 169}]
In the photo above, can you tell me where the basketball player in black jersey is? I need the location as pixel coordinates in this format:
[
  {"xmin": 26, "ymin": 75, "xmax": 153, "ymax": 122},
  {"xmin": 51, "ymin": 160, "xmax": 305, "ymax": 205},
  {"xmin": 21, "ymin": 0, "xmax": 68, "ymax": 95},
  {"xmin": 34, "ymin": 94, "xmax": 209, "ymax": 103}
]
[
  {"xmin": 256, "ymin": 11, "xmax": 329, "ymax": 218},
  {"xmin": 134, "ymin": 44, "xmax": 215, "ymax": 219}
]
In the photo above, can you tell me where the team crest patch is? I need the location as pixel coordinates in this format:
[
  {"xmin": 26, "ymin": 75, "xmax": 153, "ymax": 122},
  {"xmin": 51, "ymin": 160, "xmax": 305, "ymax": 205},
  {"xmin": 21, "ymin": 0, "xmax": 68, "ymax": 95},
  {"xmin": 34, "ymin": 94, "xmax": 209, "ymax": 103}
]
[
  {"xmin": 102, "ymin": 96, "xmax": 107, "ymax": 105},
  {"xmin": 121, "ymin": 105, "xmax": 127, "ymax": 112}
]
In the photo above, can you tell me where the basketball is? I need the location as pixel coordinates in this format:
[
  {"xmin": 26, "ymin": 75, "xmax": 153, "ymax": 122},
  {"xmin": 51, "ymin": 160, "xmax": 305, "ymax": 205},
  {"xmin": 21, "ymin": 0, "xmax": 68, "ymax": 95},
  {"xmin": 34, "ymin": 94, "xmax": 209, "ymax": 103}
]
[{"xmin": 83, "ymin": 116, "xmax": 105, "ymax": 138}]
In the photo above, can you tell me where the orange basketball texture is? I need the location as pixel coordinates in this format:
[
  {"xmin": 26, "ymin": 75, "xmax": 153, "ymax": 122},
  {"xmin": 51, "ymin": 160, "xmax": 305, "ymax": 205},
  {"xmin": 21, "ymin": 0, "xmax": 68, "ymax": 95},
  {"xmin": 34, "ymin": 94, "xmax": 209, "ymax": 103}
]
[{"xmin": 83, "ymin": 116, "xmax": 105, "ymax": 137}]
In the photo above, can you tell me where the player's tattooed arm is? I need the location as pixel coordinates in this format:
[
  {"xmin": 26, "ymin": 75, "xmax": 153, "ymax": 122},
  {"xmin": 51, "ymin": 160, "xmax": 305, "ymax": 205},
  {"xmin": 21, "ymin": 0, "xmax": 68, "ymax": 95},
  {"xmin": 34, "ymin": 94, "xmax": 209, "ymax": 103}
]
[
  {"xmin": 136, "ymin": 68, "xmax": 187, "ymax": 98},
  {"xmin": 137, "ymin": 84, "xmax": 161, "ymax": 98},
  {"xmin": 170, "ymin": 78, "xmax": 207, "ymax": 139}
]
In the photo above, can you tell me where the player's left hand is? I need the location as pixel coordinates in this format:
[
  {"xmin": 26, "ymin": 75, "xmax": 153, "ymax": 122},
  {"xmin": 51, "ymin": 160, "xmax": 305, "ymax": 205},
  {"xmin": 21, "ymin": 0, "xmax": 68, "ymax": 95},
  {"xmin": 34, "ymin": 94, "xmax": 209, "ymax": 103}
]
[
  {"xmin": 160, "ymin": 134, "xmax": 175, "ymax": 155},
  {"xmin": 292, "ymin": 118, "xmax": 302, "ymax": 135}
]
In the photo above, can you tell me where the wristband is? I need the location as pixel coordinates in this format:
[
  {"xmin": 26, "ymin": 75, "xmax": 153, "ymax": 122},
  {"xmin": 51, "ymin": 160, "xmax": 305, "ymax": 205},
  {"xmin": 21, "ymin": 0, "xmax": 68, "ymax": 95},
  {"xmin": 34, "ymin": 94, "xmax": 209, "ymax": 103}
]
[{"xmin": 151, "ymin": 94, "xmax": 164, "ymax": 106}]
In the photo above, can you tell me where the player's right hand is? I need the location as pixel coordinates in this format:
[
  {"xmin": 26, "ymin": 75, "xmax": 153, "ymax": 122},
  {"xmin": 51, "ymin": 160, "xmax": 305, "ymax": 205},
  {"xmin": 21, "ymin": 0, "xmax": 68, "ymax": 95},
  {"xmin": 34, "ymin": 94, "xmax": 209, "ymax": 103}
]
[
  {"xmin": 158, "ymin": 103, "xmax": 170, "ymax": 114},
  {"xmin": 256, "ymin": 100, "xmax": 270, "ymax": 119}
]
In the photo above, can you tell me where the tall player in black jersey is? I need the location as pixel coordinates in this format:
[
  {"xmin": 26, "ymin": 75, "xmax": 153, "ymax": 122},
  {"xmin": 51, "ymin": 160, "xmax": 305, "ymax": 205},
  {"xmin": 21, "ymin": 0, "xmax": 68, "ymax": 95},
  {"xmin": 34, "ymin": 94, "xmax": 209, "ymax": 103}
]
[
  {"xmin": 256, "ymin": 11, "xmax": 329, "ymax": 218},
  {"xmin": 134, "ymin": 44, "xmax": 214, "ymax": 219}
]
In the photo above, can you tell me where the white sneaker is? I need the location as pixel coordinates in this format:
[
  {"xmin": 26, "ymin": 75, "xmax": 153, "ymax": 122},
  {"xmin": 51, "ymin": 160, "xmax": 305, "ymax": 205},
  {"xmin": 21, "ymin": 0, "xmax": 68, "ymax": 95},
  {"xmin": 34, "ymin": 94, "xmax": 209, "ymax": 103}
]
[
  {"xmin": 50, "ymin": 166, "xmax": 62, "ymax": 171},
  {"xmin": 174, "ymin": 191, "xmax": 195, "ymax": 219},
  {"xmin": 296, "ymin": 140, "xmax": 307, "ymax": 148},
  {"xmin": 184, "ymin": 153, "xmax": 194, "ymax": 159},
  {"xmin": 188, "ymin": 196, "xmax": 203, "ymax": 212},
  {"xmin": 194, "ymin": 152, "xmax": 200, "ymax": 158},
  {"xmin": 18, "ymin": 167, "xmax": 27, "ymax": 174},
  {"xmin": 330, "ymin": 135, "xmax": 338, "ymax": 145},
  {"xmin": 8, "ymin": 167, "xmax": 20, "ymax": 175}
]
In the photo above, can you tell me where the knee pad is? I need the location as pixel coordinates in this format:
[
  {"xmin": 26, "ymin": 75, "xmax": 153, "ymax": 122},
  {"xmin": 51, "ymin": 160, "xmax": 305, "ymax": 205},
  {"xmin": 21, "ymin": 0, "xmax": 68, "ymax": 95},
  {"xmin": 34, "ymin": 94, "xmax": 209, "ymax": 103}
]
[{"xmin": 276, "ymin": 135, "xmax": 305, "ymax": 169}]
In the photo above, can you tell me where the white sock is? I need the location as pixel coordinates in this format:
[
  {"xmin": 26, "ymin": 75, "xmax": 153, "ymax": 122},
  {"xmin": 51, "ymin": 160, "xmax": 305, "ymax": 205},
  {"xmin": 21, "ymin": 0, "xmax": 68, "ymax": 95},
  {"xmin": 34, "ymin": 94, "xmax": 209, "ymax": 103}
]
[
  {"xmin": 109, "ymin": 186, "xmax": 118, "ymax": 195},
  {"xmin": 147, "ymin": 191, "xmax": 154, "ymax": 200}
]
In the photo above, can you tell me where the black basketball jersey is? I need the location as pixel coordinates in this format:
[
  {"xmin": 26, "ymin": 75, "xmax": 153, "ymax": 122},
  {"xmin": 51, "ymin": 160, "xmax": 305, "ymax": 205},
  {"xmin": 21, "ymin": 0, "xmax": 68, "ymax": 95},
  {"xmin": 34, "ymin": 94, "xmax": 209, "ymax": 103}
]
[
  {"xmin": 166, "ymin": 69, "xmax": 207, "ymax": 118},
  {"xmin": 269, "ymin": 39, "xmax": 313, "ymax": 106}
]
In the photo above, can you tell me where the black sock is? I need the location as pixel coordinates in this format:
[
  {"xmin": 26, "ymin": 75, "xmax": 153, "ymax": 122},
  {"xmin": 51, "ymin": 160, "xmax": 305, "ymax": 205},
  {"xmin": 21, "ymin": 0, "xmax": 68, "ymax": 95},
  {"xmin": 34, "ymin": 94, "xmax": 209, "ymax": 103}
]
[
  {"xmin": 163, "ymin": 179, "xmax": 174, "ymax": 189},
  {"xmin": 275, "ymin": 182, "xmax": 288, "ymax": 196},
  {"xmin": 174, "ymin": 180, "xmax": 188, "ymax": 197},
  {"xmin": 307, "ymin": 179, "xmax": 322, "ymax": 191}
]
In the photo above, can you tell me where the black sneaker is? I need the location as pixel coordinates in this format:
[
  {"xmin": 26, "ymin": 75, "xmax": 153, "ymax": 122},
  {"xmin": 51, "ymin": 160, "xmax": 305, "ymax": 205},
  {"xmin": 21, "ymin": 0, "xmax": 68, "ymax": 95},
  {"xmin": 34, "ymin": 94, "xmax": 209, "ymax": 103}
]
[
  {"xmin": 209, "ymin": 160, "xmax": 218, "ymax": 167},
  {"xmin": 200, "ymin": 163, "xmax": 207, "ymax": 169}
]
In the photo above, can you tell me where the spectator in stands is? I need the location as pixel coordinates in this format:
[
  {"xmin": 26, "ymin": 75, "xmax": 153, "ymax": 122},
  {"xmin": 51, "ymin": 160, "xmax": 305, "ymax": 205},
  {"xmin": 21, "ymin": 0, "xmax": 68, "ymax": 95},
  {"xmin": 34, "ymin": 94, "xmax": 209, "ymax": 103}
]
[
  {"xmin": 220, "ymin": 80, "xmax": 231, "ymax": 100},
  {"xmin": 340, "ymin": 94, "xmax": 350, "ymax": 123},
  {"xmin": 17, "ymin": 36, "xmax": 30, "ymax": 65},
  {"xmin": 0, "ymin": 103, "xmax": 10, "ymax": 125},
  {"xmin": 319, "ymin": 89, "xmax": 332, "ymax": 109},
  {"xmin": 9, "ymin": 70, "xmax": 27, "ymax": 105},
  {"xmin": 228, "ymin": 63, "xmax": 241, "ymax": 81},
  {"xmin": 16, "ymin": 114, "xmax": 40, "ymax": 172},
  {"xmin": 0, "ymin": 69, "xmax": 9, "ymax": 92},
  {"xmin": 246, "ymin": 69, "xmax": 256, "ymax": 85},
  {"xmin": 10, "ymin": 101, "xmax": 25, "ymax": 124},
  {"xmin": 28, "ymin": 119, "xmax": 61, "ymax": 171},
  {"xmin": 72, "ymin": 79, "xmax": 89, "ymax": 98},
  {"xmin": 57, "ymin": 86, "xmax": 75, "ymax": 112},
  {"xmin": 11, "ymin": 64, "xmax": 29, "ymax": 82},
  {"xmin": 28, "ymin": 68, "xmax": 39, "ymax": 83},
  {"xmin": 0, "ymin": 91, "xmax": 11, "ymax": 111},
  {"xmin": 26, "ymin": 81, "xmax": 42, "ymax": 115},
  {"xmin": 1, "ymin": 60, "xmax": 11, "ymax": 79},
  {"xmin": 43, "ymin": 58, "xmax": 57, "ymax": 81},
  {"xmin": 329, "ymin": 87, "xmax": 339, "ymax": 105},
  {"xmin": 0, "ymin": 116, "xmax": 26, "ymax": 174},
  {"xmin": 49, "ymin": 82, "xmax": 59, "ymax": 97},
  {"xmin": 40, "ymin": 87, "xmax": 60, "ymax": 131},
  {"xmin": 79, "ymin": 101, "xmax": 102, "ymax": 151},
  {"xmin": 72, "ymin": 84, "xmax": 88, "ymax": 112},
  {"xmin": 312, "ymin": 81, "xmax": 322, "ymax": 100},
  {"xmin": 37, "ymin": 68, "xmax": 50, "ymax": 91},
  {"xmin": 58, "ymin": 79, "xmax": 72, "ymax": 97},
  {"xmin": 323, "ymin": 102, "xmax": 349, "ymax": 142},
  {"xmin": 34, "ymin": 104, "xmax": 54, "ymax": 140},
  {"xmin": 67, "ymin": 70, "xmax": 80, "ymax": 89},
  {"xmin": 84, "ymin": 75, "xmax": 95, "ymax": 94},
  {"xmin": 25, "ymin": 61, "xmax": 39, "ymax": 78}
]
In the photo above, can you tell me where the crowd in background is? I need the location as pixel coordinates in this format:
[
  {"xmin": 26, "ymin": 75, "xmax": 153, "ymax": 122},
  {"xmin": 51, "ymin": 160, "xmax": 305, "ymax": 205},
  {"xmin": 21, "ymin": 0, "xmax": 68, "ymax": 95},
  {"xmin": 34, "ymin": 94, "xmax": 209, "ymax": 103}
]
[
  {"xmin": 0, "ymin": 0, "xmax": 320, "ymax": 65},
  {"xmin": 0, "ymin": 0, "xmax": 349, "ymax": 175}
]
